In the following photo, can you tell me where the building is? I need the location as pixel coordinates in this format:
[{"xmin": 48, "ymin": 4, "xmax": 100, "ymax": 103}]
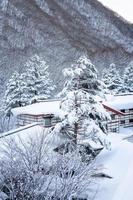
[
  {"xmin": 11, "ymin": 100, "xmax": 61, "ymax": 128},
  {"xmin": 12, "ymin": 94, "xmax": 133, "ymax": 133},
  {"xmin": 103, "ymin": 94, "xmax": 133, "ymax": 132},
  {"xmin": 102, "ymin": 103, "xmax": 125, "ymax": 133}
]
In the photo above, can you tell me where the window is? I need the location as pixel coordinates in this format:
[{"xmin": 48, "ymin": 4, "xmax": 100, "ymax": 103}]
[
  {"xmin": 120, "ymin": 109, "xmax": 125, "ymax": 113},
  {"xmin": 129, "ymin": 119, "xmax": 133, "ymax": 123},
  {"xmin": 129, "ymin": 109, "xmax": 133, "ymax": 112},
  {"xmin": 111, "ymin": 128, "xmax": 117, "ymax": 132},
  {"xmin": 43, "ymin": 117, "xmax": 51, "ymax": 127},
  {"xmin": 120, "ymin": 120, "xmax": 125, "ymax": 124},
  {"xmin": 111, "ymin": 114, "xmax": 115, "ymax": 120}
]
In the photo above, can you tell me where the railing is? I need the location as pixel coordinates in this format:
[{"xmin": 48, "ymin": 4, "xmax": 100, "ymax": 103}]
[{"xmin": 0, "ymin": 123, "xmax": 40, "ymax": 139}]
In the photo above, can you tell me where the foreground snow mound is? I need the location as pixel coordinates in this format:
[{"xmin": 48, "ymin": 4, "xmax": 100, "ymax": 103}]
[
  {"xmin": 0, "ymin": 125, "xmax": 133, "ymax": 200},
  {"xmin": 94, "ymin": 132, "xmax": 133, "ymax": 200}
]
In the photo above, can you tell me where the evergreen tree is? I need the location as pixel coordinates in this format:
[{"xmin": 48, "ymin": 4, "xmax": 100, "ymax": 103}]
[
  {"xmin": 23, "ymin": 54, "xmax": 55, "ymax": 102},
  {"xmin": 4, "ymin": 55, "xmax": 55, "ymax": 117},
  {"xmin": 102, "ymin": 63, "xmax": 123, "ymax": 94},
  {"xmin": 123, "ymin": 61, "xmax": 133, "ymax": 92},
  {"xmin": 18, "ymin": 72, "xmax": 33, "ymax": 105},
  {"xmin": 52, "ymin": 55, "xmax": 110, "ymax": 153},
  {"xmin": 4, "ymin": 72, "xmax": 22, "ymax": 117}
]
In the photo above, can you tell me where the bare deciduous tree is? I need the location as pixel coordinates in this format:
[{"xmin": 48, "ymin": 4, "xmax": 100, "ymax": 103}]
[{"xmin": 0, "ymin": 130, "xmax": 98, "ymax": 200}]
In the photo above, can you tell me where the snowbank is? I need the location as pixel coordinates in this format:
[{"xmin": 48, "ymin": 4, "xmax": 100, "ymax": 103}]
[{"xmin": 94, "ymin": 130, "xmax": 133, "ymax": 200}]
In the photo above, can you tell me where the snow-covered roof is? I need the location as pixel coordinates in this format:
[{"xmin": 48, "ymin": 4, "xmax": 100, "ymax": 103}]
[
  {"xmin": 104, "ymin": 94, "xmax": 133, "ymax": 110},
  {"xmin": 11, "ymin": 94, "xmax": 133, "ymax": 118},
  {"xmin": 11, "ymin": 100, "xmax": 62, "ymax": 116}
]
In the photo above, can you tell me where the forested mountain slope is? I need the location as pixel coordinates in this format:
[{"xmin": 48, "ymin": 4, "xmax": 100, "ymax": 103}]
[{"xmin": 0, "ymin": 0, "xmax": 133, "ymax": 93}]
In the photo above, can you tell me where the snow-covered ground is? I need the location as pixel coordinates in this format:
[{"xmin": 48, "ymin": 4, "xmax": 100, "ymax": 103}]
[
  {"xmin": 119, "ymin": 127, "xmax": 133, "ymax": 142},
  {"xmin": 94, "ymin": 127, "xmax": 133, "ymax": 200},
  {"xmin": 0, "ymin": 125, "xmax": 133, "ymax": 199},
  {"xmin": 0, "ymin": 124, "xmax": 67, "ymax": 160}
]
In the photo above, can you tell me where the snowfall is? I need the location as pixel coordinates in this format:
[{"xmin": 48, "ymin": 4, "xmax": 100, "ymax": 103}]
[{"xmin": 0, "ymin": 124, "xmax": 133, "ymax": 200}]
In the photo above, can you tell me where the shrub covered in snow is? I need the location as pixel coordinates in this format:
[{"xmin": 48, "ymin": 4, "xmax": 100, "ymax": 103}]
[{"xmin": 0, "ymin": 132, "xmax": 97, "ymax": 200}]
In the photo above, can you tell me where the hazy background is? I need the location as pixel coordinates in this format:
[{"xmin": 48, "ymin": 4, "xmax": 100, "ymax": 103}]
[{"xmin": 99, "ymin": 0, "xmax": 133, "ymax": 22}]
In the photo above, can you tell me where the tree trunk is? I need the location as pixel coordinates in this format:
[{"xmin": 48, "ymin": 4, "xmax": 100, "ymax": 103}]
[{"xmin": 73, "ymin": 122, "xmax": 78, "ymax": 144}]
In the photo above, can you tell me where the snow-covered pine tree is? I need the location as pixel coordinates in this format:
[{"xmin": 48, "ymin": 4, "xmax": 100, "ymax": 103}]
[
  {"xmin": 102, "ymin": 63, "xmax": 123, "ymax": 94},
  {"xmin": 52, "ymin": 55, "xmax": 110, "ymax": 153},
  {"xmin": 18, "ymin": 72, "xmax": 33, "ymax": 106},
  {"xmin": 4, "ymin": 72, "xmax": 22, "ymax": 117},
  {"xmin": 4, "ymin": 55, "xmax": 55, "ymax": 117},
  {"xmin": 23, "ymin": 55, "xmax": 55, "ymax": 103},
  {"xmin": 123, "ymin": 61, "xmax": 133, "ymax": 93}
]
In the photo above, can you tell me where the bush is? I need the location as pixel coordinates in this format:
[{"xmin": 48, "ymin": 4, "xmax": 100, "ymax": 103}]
[{"xmin": 0, "ymin": 131, "xmax": 97, "ymax": 200}]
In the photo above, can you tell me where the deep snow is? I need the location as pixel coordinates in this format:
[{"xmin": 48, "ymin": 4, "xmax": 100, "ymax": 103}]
[
  {"xmin": 0, "ymin": 124, "xmax": 133, "ymax": 200},
  {"xmin": 94, "ymin": 127, "xmax": 133, "ymax": 200}
]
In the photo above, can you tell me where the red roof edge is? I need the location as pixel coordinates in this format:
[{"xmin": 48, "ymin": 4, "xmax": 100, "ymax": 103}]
[{"xmin": 102, "ymin": 103, "xmax": 125, "ymax": 116}]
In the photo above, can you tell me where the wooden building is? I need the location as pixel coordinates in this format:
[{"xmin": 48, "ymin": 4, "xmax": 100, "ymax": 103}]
[
  {"xmin": 103, "ymin": 94, "xmax": 133, "ymax": 132},
  {"xmin": 12, "ymin": 94, "xmax": 133, "ymax": 133},
  {"xmin": 102, "ymin": 104, "xmax": 125, "ymax": 133},
  {"xmin": 12, "ymin": 100, "xmax": 61, "ymax": 128}
]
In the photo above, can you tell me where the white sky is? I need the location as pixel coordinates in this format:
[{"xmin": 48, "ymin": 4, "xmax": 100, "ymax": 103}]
[{"xmin": 99, "ymin": 0, "xmax": 133, "ymax": 23}]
